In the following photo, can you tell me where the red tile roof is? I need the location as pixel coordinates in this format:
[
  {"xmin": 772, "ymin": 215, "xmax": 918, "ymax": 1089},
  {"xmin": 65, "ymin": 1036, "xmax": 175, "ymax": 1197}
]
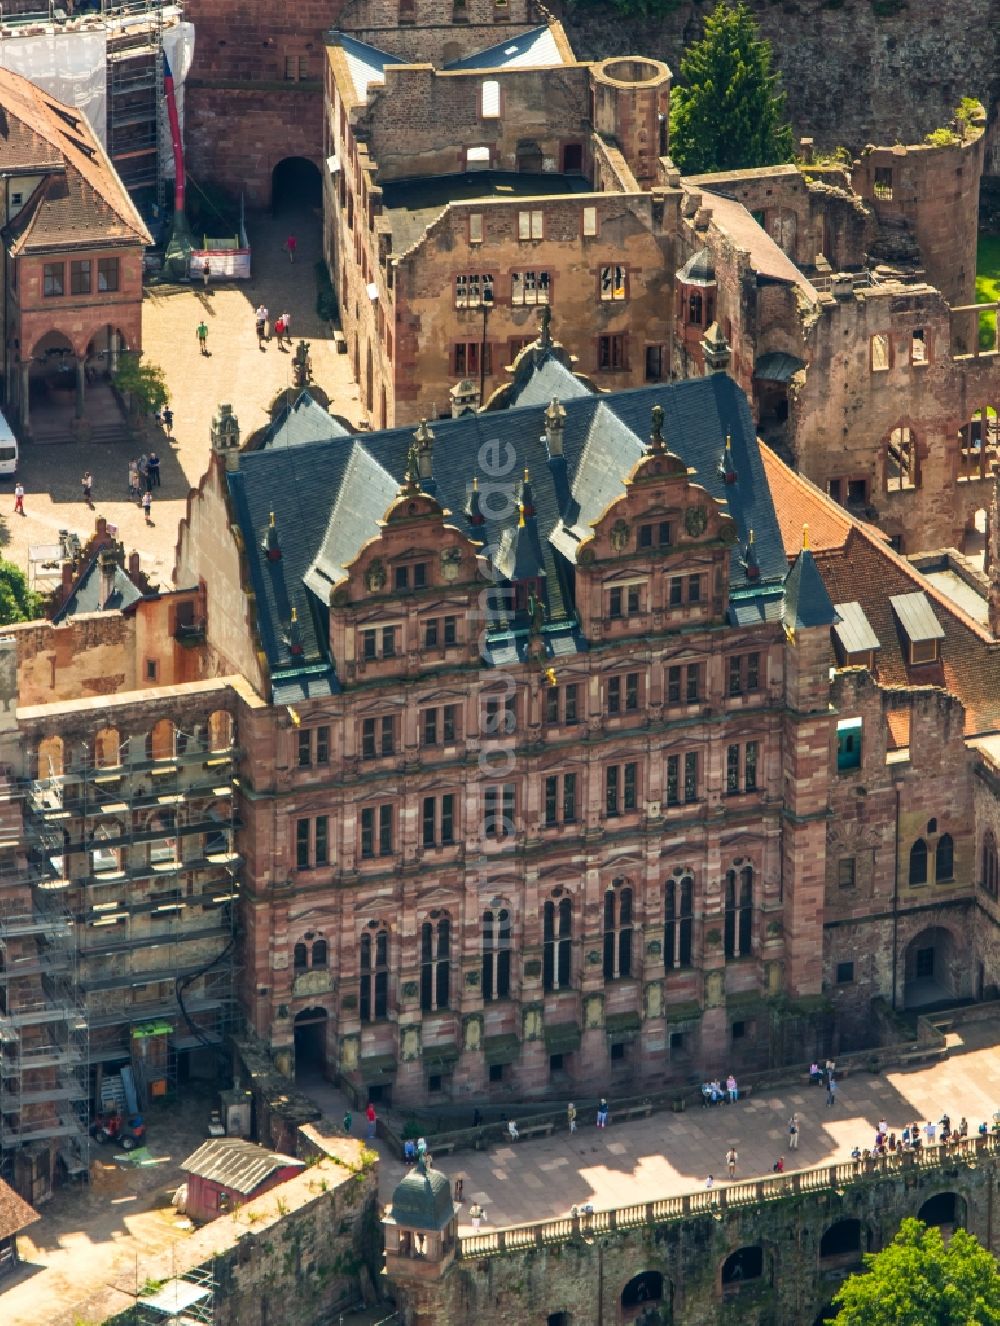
[
  {"xmin": 0, "ymin": 1176, "xmax": 40, "ymax": 1241},
  {"xmin": 0, "ymin": 66, "xmax": 150, "ymax": 254}
]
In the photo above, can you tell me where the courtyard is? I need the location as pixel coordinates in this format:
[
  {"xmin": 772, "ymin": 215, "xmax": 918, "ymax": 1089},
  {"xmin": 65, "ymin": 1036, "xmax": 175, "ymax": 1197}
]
[{"xmin": 0, "ymin": 206, "xmax": 361, "ymax": 591}]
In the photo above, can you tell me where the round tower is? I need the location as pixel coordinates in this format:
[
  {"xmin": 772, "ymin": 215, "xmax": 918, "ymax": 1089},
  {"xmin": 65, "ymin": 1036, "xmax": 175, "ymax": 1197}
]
[{"xmin": 589, "ymin": 56, "xmax": 672, "ymax": 187}]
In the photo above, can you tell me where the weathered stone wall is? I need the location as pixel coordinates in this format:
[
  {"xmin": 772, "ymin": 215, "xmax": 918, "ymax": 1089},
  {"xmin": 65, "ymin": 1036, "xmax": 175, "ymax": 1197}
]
[{"xmin": 558, "ymin": 0, "xmax": 1000, "ymax": 158}]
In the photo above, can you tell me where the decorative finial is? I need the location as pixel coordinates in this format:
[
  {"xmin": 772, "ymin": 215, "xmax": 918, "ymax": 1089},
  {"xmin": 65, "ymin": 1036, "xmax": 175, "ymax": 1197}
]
[
  {"xmin": 403, "ymin": 442, "xmax": 420, "ymax": 494},
  {"xmin": 466, "ymin": 477, "xmax": 485, "ymax": 527},
  {"xmin": 521, "ymin": 468, "xmax": 535, "ymax": 519},
  {"xmin": 802, "ymin": 523, "xmax": 810, "ymax": 551},
  {"xmin": 720, "ymin": 433, "xmax": 737, "ymax": 485},
  {"xmin": 650, "ymin": 403, "xmax": 665, "ymax": 452},
  {"xmin": 742, "ymin": 528, "xmax": 759, "ymax": 580},
  {"xmin": 286, "ymin": 606, "xmax": 304, "ymax": 657},
  {"xmin": 269, "ymin": 511, "xmax": 276, "ymax": 527},
  {"xmin": 262, "ymin": 511, "xmax": 282, "ymax": 561}
]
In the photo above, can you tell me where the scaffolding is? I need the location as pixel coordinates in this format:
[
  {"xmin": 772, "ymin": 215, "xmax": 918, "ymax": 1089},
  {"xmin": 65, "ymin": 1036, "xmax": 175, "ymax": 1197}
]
[
  {"xmin": 136, "ymin": 1265, "xmax": 217, "ymax": 1326},
  {"xmin": 105, "ymin": 0, "xmax": 168, "ymax": 206}
]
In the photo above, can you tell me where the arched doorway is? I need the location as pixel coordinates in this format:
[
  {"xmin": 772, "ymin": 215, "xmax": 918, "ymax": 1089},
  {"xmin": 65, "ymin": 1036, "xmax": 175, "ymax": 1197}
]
[
  {"xmin": 293, "ymin": 1006, "xmax": 329, "ymax": 1079},
  {"xmin": 24, "ymin": 330, "xmax": 76, "ymax": 429},
  {"xmin": 918, "ymin": 1191, "xmax": 966, "ymax": 1236},
  {"xmin": 903, "ymin": 927, "xmax": 958, "ymax": 1008},
  {"xmin": 819, "ymin": 1218, "xmax": 867, "ymax": 1270},
  {"xmin": 271, "ymin": 156, "xmax": 322, "ymax": 212},
  {"xmin": 620, "ymin": 1270, "xmax": 669, "ymax": 1324}
]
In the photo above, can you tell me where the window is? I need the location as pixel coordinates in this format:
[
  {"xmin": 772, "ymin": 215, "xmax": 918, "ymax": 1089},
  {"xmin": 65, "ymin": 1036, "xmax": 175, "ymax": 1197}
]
[
  {"xmin": 544, "ymin": 683, "xmax": 579, "ymax": 727},
  {"xmin": 583, "ymin": 205, "xmax": 597, "ymax": 236},
  {"xmin": 983, "ymin": 831, "xmax": 999, "ymax": 898},
  {"xmin": 874, "ymin": 166, "xmax": 893, "ymax": 200},
  {"xmin": 145, "ymin": 659, "xmax": 157, "ymax": 681},
  {"xmin": 645, "ymin": 345, "xmax": 665, "ymax": 382},
  {"xmin": 422, "ymin": 793, "xmax": 456, "ymax": 847},
  {"xmin": 312, "ymin": 938, "xmax": 328, "ymax": 968},
  {"xmin": 510, "ymin": 270, "xmax": 551, "ymax": 306},
  {"xmin": 728, "ymin": 652, "xmax": 761, "ymax": 697},
  {"xmin": 836, "ymin": 961, "xmax": 855, "ymax": 984},
  {"xmin": 296, "ymin": 817, "xmax": 309, "ymax": 869},
  {"xmin": 295, "ymin": 816, "xmax": 329, "ymax": 868},
  {"xmin": 909, "ymin": 637, "xmax": 939, "ymax": 666},
  {"xmin": 605, "ymin": 762, "xmax": 638, "ymax": 817},
  {"xmin": 298, "ymin": 730, "xmax": 312, "ymax": 767},
  {"xmin": 422, "ymin": 704, "xmax": 458, "ymax": 746},
  {"xmin": 664, "ymin": 875, "xmax": 693, "ymax": 969},
  {"xmin": 360, "ymin": 927, "xmax": 389, "ymax": 1021},
  {"xmin": 726, "ymin": 741, "xmax": 760, "ymax": 795},
  {"xmin": 837, "ymin": 857, "xmax": 856, "ymax": 889},
  {"xmin": 70, "ymin": 259, "xmax": 91, "ymax": 295},
  {"xmin": 482, "ymin": 691, "xmax": 517, "ymax": 737},
  {"xmin": 886, "ymin": 425, "xmax": 918, "ymax": 491},
  {"xmin": 724, "ymin": 865, "xmax": 753, "ymax": 959},
  {"xmin": 544, "ymin": 772, "xmax": 577, "ymax": 826},
  {"xmin": 361, "ymin": 626, "xmax": 397, "ymax": 661},
  {"xmin": 489, "ymin": 1063, "xmax": 505, "ymax": 1082},
  {"xmin": 603, "ymin": 881, "xmax": 633, "ymax": 979},
  {"xmin": 10, "ymin": 191, "xmax": 21, "ymax": 206},
  {"xmin": 420, "ymin": 916, "xmax": 451, "ymax": 1011},
  {"xmin": 482, "ymin": 908, "xmax": 511, "ymax": 1000},
  {"xmin": 466, "ymin": 145, "xmax": 491, "ymax": 170},
  {"xmin": 688, "ymin": 575, "xmax": 702, "ymax": 604},
  {"xmin": 911, "ymin": 328, "xmax": 927, "ymax": 365},
  {"xmin": 543, "ymin": 897, "xmax": 572, "ymax": 991},
  {"xmin": 469, "ymin": 213, "xmax": 483, "ymax": 244},
  {"xmin": 935, "ymin": 832, "xmax": 954, "ymax": 882},
  {"xmin": 455, "ymin": 273, "xmax": 494, "ymax": 308},
  {"xmin": 43, "ymin": 262, "xmax": 64, "ymax": 297},
  {"xmin": 638, "ymin": 521, "xmax": 671, "ymax": 550},
  {"xmin": 607, "ymin": 672, "xmax": 640, "ymax": 715},
  {"xmin": 687, "ymin": 292, "xmax": 703, "ymax": 325},
  {"xmin": 361, "ymin": 715, "xmax": 395, "ymax": 759},
  {"xmin": 837, "ymin": 718, "xmax": 863, "ymax": 771},
  {"xmin": 482, "ymin": 782, "xmax": 516, "ymax": 840},
  {"xmin": 600, "ymin": 264, "xmax": 627, "ymax": 301},
  {"xmin": 518, "ymin": 210, "xmax": 543, "ymax": 241},
  {"xmin": 665, "ymin": 751, "xmax": 698, "ymax": 807},
  {"xmin": 361, "ymin": 804, "xmax": 393, "ymax": 858},
  {"xmin": 294, "ymin": 941, "xmax": 308, "ymax": 972},
  {"xmin": 454, "ymin": 342, "xmax": 492, "ymax": 377},
  {"xmin": 392, "ymin": 561, "xmax": 428, "ymax": 591},
  {"xmin": 598, "ymin": 334, "xmax": 628, "ymax": 371},
  {"xmin": 909, "ymin": 838, "xmax": 928, "ymax": 886},
  {"xmin": 871, "ymin": 333, "xmax": 890, "ymax": 371},
  {"xmin": 481, "ymin": 79, "xmax": 500, "ymax": 118},
  {"xmin": 284, "ymin": 53, "xmax": 310, "ymax": 78},
  {"xmin": 97, "ymin": 257, "xmax": 119, "ymax": 292}
]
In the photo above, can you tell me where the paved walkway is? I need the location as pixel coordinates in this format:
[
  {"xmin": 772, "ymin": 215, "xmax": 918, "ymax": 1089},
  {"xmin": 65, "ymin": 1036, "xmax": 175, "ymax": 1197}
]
[
  {"xmin": 2, "ymin": 205, "xmax": 360, "ymax": 590},
  {"xmin": 306, "ymin": 1023, "xmax": 1000, "ymax": 1234}
]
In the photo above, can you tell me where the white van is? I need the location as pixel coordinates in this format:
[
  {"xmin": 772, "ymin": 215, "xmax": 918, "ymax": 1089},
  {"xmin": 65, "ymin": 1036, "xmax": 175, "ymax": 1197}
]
[{"xmin": 0, "ymin": 410, "xmax": 17, "ymax": 477}]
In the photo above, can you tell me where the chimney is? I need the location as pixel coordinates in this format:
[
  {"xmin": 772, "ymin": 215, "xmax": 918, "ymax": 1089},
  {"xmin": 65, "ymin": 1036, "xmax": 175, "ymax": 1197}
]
[
  {"xmin": 98, "ymin": 549, "xmax": 116, "ymax": 609},
  {"xmin": 211, "ymin": 403, "xmax": 241, "ymax": 471},
  {"xmin": 128, "ymin": 550, "xmax": 141, "ymax": 580},
  {"xmin": 544, "ymin": 397, "xmax": 566, "ymax": 458}
]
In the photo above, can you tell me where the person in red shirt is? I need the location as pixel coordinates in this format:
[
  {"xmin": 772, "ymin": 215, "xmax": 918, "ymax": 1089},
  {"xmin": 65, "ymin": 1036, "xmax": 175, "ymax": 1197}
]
[
  {"xmin": 366, "ymin": 1101, "xmax": 377, "ymax": 1140},
  {"xmin": 285, "ymin": 234, "xmax": 297, "ymax": 263}
]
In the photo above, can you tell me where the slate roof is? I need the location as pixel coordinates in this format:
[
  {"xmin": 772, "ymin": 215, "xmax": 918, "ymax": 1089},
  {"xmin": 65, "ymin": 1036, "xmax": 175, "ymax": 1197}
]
[
  {"xmin": 505, "ymin": 351, "xmax": 591, "ymax": 409},
  {"xmin": 389, "ymin": 1159, "xmax": 454, "ymax": 1231},
  {"xmin": 182, "ymin": 1138, "xmax": 303, "ymax": 1195},
  {"xmin": 783, "ymin": 546, "xmax": 837, "ymax": 631},
  {"xmin": 677, "ymin": 248, "xmax": 716, "ymax": 285},
  {"xmin": 0, "ymin": 1176, "xmax": 40, "ymax": 1241},
  {"xmin": 227, "ymin": 372, "xmax": 790, "ymax": 697},
  {"xmin": 254, "ymin": 390, "xmax": 350, "ymax": 450},
  {"xmin": 0, "ymin": 66, "xmax": 150, "ymax": 255},
  {"xmin": 54, "ymin": 556, "xmax": 143, "ymax": 620},
  {"xmin": 443, "ymin": 24, "xmax": 565, "ymax": 71},
  {"xmin": 332, "ymin": 33, "xmax": 403, "ymax": 103}
]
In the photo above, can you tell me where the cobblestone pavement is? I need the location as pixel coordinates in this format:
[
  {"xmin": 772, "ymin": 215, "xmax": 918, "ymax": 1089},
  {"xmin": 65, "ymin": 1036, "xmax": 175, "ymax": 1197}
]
[
  {"xmin": 3, "ymin": 206, "xmax": 360, "ymax": 590},
  {"xmin": 305, "ymin": 1023, "xmax": 1000, "ymax": 1234}
]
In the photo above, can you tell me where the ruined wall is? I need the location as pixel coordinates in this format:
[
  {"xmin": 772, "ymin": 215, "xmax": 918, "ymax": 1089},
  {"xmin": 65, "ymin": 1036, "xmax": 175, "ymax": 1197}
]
[
  {"xmin": 558, "ymin": 0, "xmax": 1000, "ymax": 158},
  {"xmin": 393, "ymin": 1154, "xmax": 1000, "ymax": 1325}
]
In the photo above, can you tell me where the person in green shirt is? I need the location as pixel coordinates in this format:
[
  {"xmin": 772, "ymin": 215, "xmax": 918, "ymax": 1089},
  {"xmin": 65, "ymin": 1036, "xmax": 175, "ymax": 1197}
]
[{"xmin": 196, "ymin": 320, "xmax": 208, "ymax": 355}]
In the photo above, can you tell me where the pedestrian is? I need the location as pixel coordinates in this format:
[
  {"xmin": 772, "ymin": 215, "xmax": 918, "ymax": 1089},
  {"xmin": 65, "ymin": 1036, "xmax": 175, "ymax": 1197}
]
[
  {"xmin": 141, "ymin": 490, "xmax": 152, "ymax": 524},
  {"xmin": 196, "ymin": 320, "xmax": 208, "ymax": 354},
  {"xmin": 366, "ymin": 1101, "xmax": 377, "ymax": 1139},
  {"xmin": 281, "ymin": 311, "xmax": 292, "ymax": 347},
  {"xmin": 472, "ymin": 1108, "xmax": 482, "ymax": 1128},
  {"xmin": 924, "ymin": 1119, "xmax": 936, "ymax": 1145},
  {"xmin": 259, "ymin": 304, "xmax": 270, "ymax": 342},
  {"xmin": 596, "ymin": 1097, "xmax": 609, "ymax": 1128},
  {"xmin": 342, "ymin": 1109, "xmax": 352, "ymax": 1134},
  {"xmin": 772, "ymin": 1156, "xmax": 784, "ymax": 1174},
  {"xmin": 416, "ymin": 1136, "xmax": 427, "ymax": 1159},
  {"xmin": 202, "ymin": 259, "xmax": 210, "ymax": 290},
  {"xmin": 826, "ymin": 1076, "xmax": 837, "ymax": 1107},
  {"xmin": 274, "ymin": 315, "xmax": 286, "ymax": 351},
  {"xmin": 13, "ymin": 482, "xmax": 24, "ymax": 515},
  {"xmin": 567, "ymin": 1102, "xmax": 577, "ymax": 1134},
  {"xmin": 128, "ymin": 459, "xmax": 139, "ymax": 497},
  {"xmin": 878, "ymin": 1118, "xmax": 888, "ymax": 1137},
  {"xmin": 726, "ymin": 1073, "xmax": 738, "ymax": 1103},
  {"xmin": 469, "ymin": 1201, "xmax": 483, "ymax": 1231},
  {"xmin": 825, "ymin": 1058, "xmax": 836, "ymax": 1085},
  {"xmin": 162, "ymin": 407, "xmax": 173, "ymax": 436},
  {"xmin": 705, "ymin": 1174, "xmax": 714, "ymax": 1191},
  {"xmin": 82, "ymin": 471, "xmax": 93, "ymax": 504},
  {"xmin": 809, "ymin": 1061, "xmax": 822, "ymax": 1086},
  {"xmin": 960, "ymin": 1116, "xmax": 969, "ymax": 1139},
  {"xmin": 286, "ymin": 233, "xmax": 297, "ymax": 263},
  {"xmin": 453, "ymin": 1177, "xmax": 464, "ymax": 1203},
  {"xmin": 148, "ymin": 450, "xmax": 160, "ymax": 488},
  {"xmin": 788, "ymin": 1114, "xmax": 799, "ymax": 1150},
  {"xmin": 507, "ymin": 1119, "xmax": 519, "ymax": 1141},
  {"xmin": 138, "ymin": 454, "xmax": 149, "ymax": 494},
  {"xmin": 726, "ymin": 1147, "xmax": 737, "ymax": 1178},
  {"xmin": 255, "ymin": 305, "xmax": 266, "ymax": 346}
]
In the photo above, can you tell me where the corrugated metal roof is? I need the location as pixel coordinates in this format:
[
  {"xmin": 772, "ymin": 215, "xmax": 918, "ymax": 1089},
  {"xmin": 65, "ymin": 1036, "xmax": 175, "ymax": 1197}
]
[
  {"xmin": 181, "ymin": 1138, "xmax": 303, "ymax": 1194},
  {"xmin": 443, "ymin": 25, "xmax": 564, "ymax": 71},
  {"xmin": 890, "ymin": 591, "xmax": 945, "ymax": 642},
  {"xmin": 833, "ymin": 601, "xmax": 880, "ymax": 654}
]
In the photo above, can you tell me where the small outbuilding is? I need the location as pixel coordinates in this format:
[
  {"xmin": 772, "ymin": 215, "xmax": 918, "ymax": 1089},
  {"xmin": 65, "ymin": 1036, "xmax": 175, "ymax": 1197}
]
[
  {"xmin": 0, "ymin": 1176, "xmax": 40, "ymax": 1276},
  {"xmin": 180, "ymin": 1137, "xmax": 304, "ymax": 1222}
]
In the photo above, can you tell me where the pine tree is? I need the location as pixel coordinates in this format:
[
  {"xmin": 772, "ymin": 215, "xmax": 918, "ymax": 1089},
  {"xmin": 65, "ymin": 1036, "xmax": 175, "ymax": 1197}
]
[{"xmin": 668, "ymin": 1, "xmax": 794, "ymax": 175}]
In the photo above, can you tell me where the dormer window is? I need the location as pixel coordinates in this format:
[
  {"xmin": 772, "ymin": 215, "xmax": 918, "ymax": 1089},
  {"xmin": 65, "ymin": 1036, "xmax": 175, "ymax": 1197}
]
[
  {"xmin": 890, "ymin": 592, "xmax": 944, "ymax": 666},
  {"xmin": 833, "ymin": 601, "xmax": 880, "ymax": 671},
  {"xmin": 638, "ymin": 521, "xmax": 672, "ymax": 550}
]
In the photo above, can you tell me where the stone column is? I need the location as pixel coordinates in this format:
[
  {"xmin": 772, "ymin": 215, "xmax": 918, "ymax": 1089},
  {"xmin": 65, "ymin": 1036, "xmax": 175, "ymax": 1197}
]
[{"xmin": 75, "ymin": 359, "xmax": 85, "ymax": 419}]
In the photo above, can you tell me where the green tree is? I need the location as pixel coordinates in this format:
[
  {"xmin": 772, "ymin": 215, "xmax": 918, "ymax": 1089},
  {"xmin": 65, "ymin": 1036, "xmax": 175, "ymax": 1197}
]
[
  {"xmin": 112, "ymin": 352, "xmax": 170, "ymax": 418},
  {"xmin": 668, "ymin": 1, "xmax": 793, "ymax": 175},
  {"xmin": 0, "ymin": 558, "xmax": 40, "ymax": 624},
  {"xmin": 829, "ymin": 1218, "xmax": 1000, "ymax": 1326}
]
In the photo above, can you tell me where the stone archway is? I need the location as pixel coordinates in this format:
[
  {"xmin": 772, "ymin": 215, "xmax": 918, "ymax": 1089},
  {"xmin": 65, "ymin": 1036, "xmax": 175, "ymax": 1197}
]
[
  {"xmin": 903, "ymin": 926, "xmax": 959, "ymax": 1008},
  {"xmin": 271, "ymin": 156, "xmax": 323, "ymax": 212},
  {"xmin": 293, "ymin": 1006, "xmax": 329, "ymax": 1079},
  {"xmin": 620, "ymin": 1270, "xmax": 670, "ymax": 1324}
]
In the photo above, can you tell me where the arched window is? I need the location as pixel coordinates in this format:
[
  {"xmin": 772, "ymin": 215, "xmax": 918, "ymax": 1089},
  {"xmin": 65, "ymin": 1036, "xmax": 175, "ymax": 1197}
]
[
  {"xmin": 603, "ymin": 880, "xmax": 633, "ymax": 980},
  {"xmin": 37, "ymin": 735, "xmax": 64, "ymax": 780},
  {"xmin": 983, "ymin": 831, "xmax": 998, "ymax": 898},
  {"xmin": 208, "ymin": 710, "xmax": 234, "ymax": 752},
  {"xmin": 482, "ymin": 908, "xmax": 511, "ymax": 1001},
  {"xmin": 311, "ymin": 938, "xmax": 328, "ymax": 969},
  {"xmin": 885, "ymin": 425, "xmax": 917, "ymax": 492},
  {"xmin": 665, "ymin": 875, "xmax": 693, "ymax": 969},
  {"xmin": 909, "ymin": 838, "xmax": 928, "ymax": 886},
  {"xmin": 543, "ymin": 897, "xmax": 572, "ymax": 992},
  {"xmin": 935, "ymin": 833, "xmax": 954, "ymax": 883},
  {"xmin": 360, "ymin": 926, "xmax": 389, "ymax": 1021},
  {"xmin": 294, "ymin": 942, "xmax": 308, "ymax": 972},
  {"xmin": 724, "ymin": 866, "xmax": 753, "ymax": 959},
  {"xmin": 687, "ymin": 291, "xmax": 703, "ymax": 325},
  {"xmin": 420, "ymin": 916, "xmax": 450, "ymax": 1011},
  {"xmin": 94, "ymin": 727, "xmax": 121, "ymax": 769},
  {"xmin": 147, "ymin": 718, "xmax": 176, "ymax": 762}
]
